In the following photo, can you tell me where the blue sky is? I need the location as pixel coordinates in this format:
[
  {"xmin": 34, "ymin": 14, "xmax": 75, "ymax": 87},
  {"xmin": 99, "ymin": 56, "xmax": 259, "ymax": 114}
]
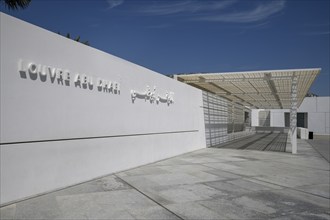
[{"xmin": 1, "ymin": 0, "xmax": 329, "ymax": 95}]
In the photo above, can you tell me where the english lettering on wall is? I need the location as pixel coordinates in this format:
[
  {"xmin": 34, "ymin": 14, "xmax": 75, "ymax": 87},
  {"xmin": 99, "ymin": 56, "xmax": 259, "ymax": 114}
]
[{"xmin": 18, "ymin": 59, "xmax": 120, "ymax": 94}]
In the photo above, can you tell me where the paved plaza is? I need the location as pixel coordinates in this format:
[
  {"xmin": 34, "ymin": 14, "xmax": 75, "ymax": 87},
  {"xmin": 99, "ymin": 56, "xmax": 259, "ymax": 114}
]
[
  {"xmin": 216, "ymin": 132, "xmax": 288, "ymax": 152},
  {"xmin": 308, "ymin": 135, "xmax": 330, "ymax": 162},
  {"xmin": 1, "ymin": 138, "xmax": 329, "ymax": 220}
]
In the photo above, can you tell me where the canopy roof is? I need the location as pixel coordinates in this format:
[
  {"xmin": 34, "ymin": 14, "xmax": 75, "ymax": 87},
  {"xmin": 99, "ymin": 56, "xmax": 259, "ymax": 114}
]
[{"xmin": 175, "ymin": 68, "xmax": 320, "ymax": 109}]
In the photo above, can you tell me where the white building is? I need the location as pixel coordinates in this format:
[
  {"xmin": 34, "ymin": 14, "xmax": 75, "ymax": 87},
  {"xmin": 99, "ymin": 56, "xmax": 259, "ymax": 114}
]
[
  {"xmin": 251, "ymin": 97, "xmax": 330, "ymax": 135},
  {"xmin": 0, "ymin": 13, "xmax": 206, "ymax": 205},
  {"xmin": 0, "ymin": 12, "xmax": 324, "ymax": 206}
]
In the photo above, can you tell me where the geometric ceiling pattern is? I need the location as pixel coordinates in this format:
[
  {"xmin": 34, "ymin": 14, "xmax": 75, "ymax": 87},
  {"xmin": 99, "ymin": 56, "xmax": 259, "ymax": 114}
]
[{"xmin": 175, "ymin": 68, "xmax": 320, "ymax": 109}]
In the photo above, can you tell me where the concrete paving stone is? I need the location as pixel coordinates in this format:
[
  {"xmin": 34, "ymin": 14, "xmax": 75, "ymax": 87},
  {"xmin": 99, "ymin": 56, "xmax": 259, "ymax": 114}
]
[
  {"xmin": 156, "ymin": 183, "xmax": 227, "ymax": 204},
  {"xmin": 187, "ymin": 171, "xmax": 225, "ymax": 182},
  {"xmin": 117, "ymin": 175, "xmax": 163, "ymax": 189},
  {"xmin": 240, "ymin": 189, "xmax": 330, "ymax": 216},
  {"xmin": 253, "ymin": 175, "xmax": 309, "ymax": 188},
  {"xmin": 118, "ymin": 166, "xmax": 171, "ymax": 177},
  {"xmin": 165, "ymin": 201, "xmax": 227, "ymax": 220},
  {"xmin": 14, "ymin": 194, "xmax": 62, "ymax": 220},
  {"xmin": 204, "ymin": 180, "xmax": 252, "ymax": 196},
  {"xmin": 216, "ymin": 167, "xmax": 261, "ymax": 177},
  {"xmin": 255, "ymin": 171, "xmax": 329, "ymax": 188},
  {"xmin": 226, "ymin": 178, "xmax": 278, "ymax": 191},
  {"xmin": 123, "ymin": 187, "xmax": 173, "ymax": 206},
  {"xmin": 52, "ymin": 181, "xmax": 106, "ymax": 197},
  {"xmin": 0, "ymin": 204, "xmax": 16, "ymax": 220},
  {"xmin": 204, "ymin": 169, "xmax": 244, "ymax": 179},
  {"xmin": 198, "ymin": 198, "xmax": 268, "ymax": 219},
  {"xmin": 229, "ymin": 160, "xmax": 305, "ymax": 175},
  {"xmin": 56, "ymin": 189, "xmax": 160, "ymax": 219},
  {"xmin": 52, "ymin": 175, "xmax": 132, "ymax": 197},
  {"xmin": 274, "ymin": 188, "xmax": 330, "ymax": 209},
  {"xmin": 297, "ymin": 183, "xmax": 330, "ymax": 198},
  {"xmin": 140, "ymin": 173, "xmax": 205, "ymax": 186},
  {"xmin": 201, "ymin": 162, "xmax": 241, "ymax": 171},
  {"xmin": 268, "ymin": 157, "xmax": 330, "ymax": 171},
  {"xmin": 233, "ymin": 195, "xmax": 277, "ymax": 214},
  {"xmin": 178, "ymin": 155, "xmax": 225, "ymax": 163},
  {"xmin": 218, "ymin": 161, "xmax": 316, "ymax": 180},
  {"xmin": 60, "ymin": 207, "xmax": 134, "ymax": 219},
  {"xmin": 271, "ymin": 213, "xmax": 330, "ymax": 220},
  {"xmin": 156, "ymin": 164, "xmax": 213, "ymax": 173},
  {"xmin": 152, "ymin": 158, "xmax": 194, "ymax": 166},
  {"xmin": 241, "ymin": 178, "xmax": 284, "ymax": 190},
  {"xmin": 117, "ymin": 174, "xmax": 227, "ymax": 206},
  {"xmin": 290, "ymin": 169, "xmax": 330, "ymax": 184},
  {"xmin": 212, "ymin": 156, "xmax": 249, "ymax": 162},
  {"xmin": 56, "ymin": 189, "xmax": 156, "ymax": 207},
  {"xmin": 237, "ymin": 153, "xmax": 297, "ymax": 162},
  {"xmin": 96, "ymin": 175, "xmax": 132, "ymax": 191},
  {"xmin": 296, "ymin": 140, "xmax": 329, "ymax": 160},
  {"xmin": 307, "ymin": 135, "xmax": 330, "ymax": 162},
  {"xmin": 228, "ymin": 155, "xmax": 260, "ymax": 161},
  {"xmin": 126, "ymin": 206, "xmax": 180, "ymax": 220}
]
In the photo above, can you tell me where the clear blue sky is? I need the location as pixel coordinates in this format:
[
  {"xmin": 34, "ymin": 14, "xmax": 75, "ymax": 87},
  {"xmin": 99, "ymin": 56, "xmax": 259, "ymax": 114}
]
[{"xmin": 1, "ymin": 0, "xmax": 329, "ymax": 95}]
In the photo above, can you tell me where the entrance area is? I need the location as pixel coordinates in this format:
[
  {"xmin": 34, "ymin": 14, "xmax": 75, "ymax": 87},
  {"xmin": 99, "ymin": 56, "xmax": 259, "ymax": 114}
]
[
  {"xmin": 285, "ymin": 112, "xmax": 308, "ymax": 128},
  {"xmin": 213, "ymin": 132, "xmax": 288, "ymax": 152}
]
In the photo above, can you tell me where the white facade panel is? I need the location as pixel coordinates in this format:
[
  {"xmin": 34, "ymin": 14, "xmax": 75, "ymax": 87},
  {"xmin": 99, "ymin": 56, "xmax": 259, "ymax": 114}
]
[
  {"xmin": 307, "ymin": 113, "xmax": 326, "ymax": 134},
  {"xmin": 271, "ymin": 111, "xmax": 286, "ymax": 127},
  {"xmin": 0, "ymin": 13, "xmax": 206, "ymax": 205},
  {"xmin": 298, "ymin": 97, "xmax": 317, "ymax": 112},
  {"xmin": 316, "ymin": 97, "xmax": 330, "ymax": 113},
  {"xmin": 1, "ymin": 132, "xmax": 202, "ymax": 205},
  {"xmin": 326, "ymin": 113, "xmax": 330, "ymax": 134},
  {"xmin": 251, "ymin": 109, "xmax": 260, "ymax": 126}
]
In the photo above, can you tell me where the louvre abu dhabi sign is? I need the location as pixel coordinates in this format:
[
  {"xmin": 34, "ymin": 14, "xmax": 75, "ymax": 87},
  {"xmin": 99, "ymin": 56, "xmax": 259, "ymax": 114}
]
[
  {"xmin": 18, "ymin": 59, "xmax": 120, "ymax": 94},
  {"xmin": 17, "ymin": 59, "xmax": 175, "ymax": 104}
]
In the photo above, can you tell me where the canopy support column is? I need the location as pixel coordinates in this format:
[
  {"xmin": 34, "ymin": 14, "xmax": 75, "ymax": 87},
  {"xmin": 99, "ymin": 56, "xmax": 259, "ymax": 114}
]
[
  {"xmin": 290, "ymin": 76, "xmax": 298, "ymax": 154},
  {"xmin": 231, "ymin": 101, "xmax": 235, "ymax": 136}
]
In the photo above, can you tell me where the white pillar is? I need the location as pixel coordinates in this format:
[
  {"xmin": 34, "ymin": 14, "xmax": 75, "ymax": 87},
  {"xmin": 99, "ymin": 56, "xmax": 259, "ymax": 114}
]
[
  {"xmin": 232, "ymin": 101, "xmax": 235, "ymax": 133},
  {"xmin": 290, "ymin": 76, "xmax": 298, "ymax": 154}
]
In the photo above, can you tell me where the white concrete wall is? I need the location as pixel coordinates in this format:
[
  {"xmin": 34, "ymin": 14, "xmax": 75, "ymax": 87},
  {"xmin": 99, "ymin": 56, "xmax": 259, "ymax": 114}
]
[
  {"xmin": 251, "ymin": 109, "xmax": 260, "ymax": 126},
  {"xmin": 270, "ymin": 109, "xmax": 287, "ymax": 127},
  {"xmin": 299, "ymin": 97, "xmax": 330, "ymax": 135},
  {"xmin": 0, "ymin": 13, "xmax": 206, "ymax": 205},
  {"xmin": 251, "ymin": 97, "xmax": 330, "ymax": 135}
]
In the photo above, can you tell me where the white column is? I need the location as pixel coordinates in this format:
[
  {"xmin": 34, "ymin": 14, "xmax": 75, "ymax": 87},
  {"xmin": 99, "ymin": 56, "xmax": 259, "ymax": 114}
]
[
  {"xmin": 290, "ymin": 76, "xmax": 298, "ymax": 154},
  {"xmin": 232, "ymin": 101, "xmax": 235, "ymax": 133}
]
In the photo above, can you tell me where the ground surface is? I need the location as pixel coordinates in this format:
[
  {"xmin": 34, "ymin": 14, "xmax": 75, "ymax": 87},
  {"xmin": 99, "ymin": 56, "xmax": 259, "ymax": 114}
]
[
  {"xmin": 216, "ymin": 132, "xmax": 288, "ymax": 152},
  {"xmin": 307, "ymin": 135, "xmax": 330, "ymax": 162},
  {"xmin": 1, "ymin": 139, "xmax": 329, "ymax": 220}
]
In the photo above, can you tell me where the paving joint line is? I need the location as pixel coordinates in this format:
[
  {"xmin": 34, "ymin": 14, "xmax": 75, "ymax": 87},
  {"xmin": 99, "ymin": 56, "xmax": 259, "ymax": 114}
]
[
  {"xmin": 260, "ymin": 160, "xmax": 330, "ymax": 172},
  {"xmin": 238, "ymin": 133, "xmax": 274, "ymax": 150},
  {"xmin": 261, "ymin": 133, "xmax": 282, "ymax": 151},
  {"xmin": 199, "ymin": 162, "xmax": 329, "ymax": 200},
  {"xmin": 213, "ymin": 134, "xmax": 262, "ymax": 148},
  {"xmin": 247, "ymin": 176, "xmax": 330, "ymax": 200},
  {"xmin": 114, "ymin": 174, "xmax": 184, "ymax": 220},
  {"xmin": 306, "ymin": 140, "xmax": 330, "ymax": 163}
]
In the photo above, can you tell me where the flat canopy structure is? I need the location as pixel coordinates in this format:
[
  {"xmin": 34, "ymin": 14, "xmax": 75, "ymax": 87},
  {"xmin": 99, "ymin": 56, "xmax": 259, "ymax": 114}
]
[
  {"xmin": 174, "ymin": 68, "xmax": 321, "ymax": 154},
  {"xmin": 175, "ymin": 68, "xmax": 320, "ymax": 109}
]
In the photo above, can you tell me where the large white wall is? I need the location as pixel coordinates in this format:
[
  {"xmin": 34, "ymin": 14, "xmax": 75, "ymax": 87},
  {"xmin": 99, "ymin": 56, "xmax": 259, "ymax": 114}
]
[
  {"xmin": 251, "ymin": 97, "xmax": 330, "ymax": 135},
  {"xmin": 299, "ymin": 97, "xmax": 330, "ymax": 135},
  {"xmin": 0, "ymin": 13, "xmax": 206, "ymax": 205}
]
